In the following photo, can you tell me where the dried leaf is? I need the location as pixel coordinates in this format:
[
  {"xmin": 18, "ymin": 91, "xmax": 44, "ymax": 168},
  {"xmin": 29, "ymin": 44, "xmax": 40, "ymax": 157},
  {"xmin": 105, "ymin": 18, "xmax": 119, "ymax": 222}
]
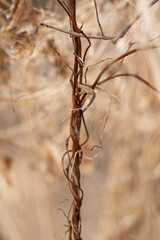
[
  {"xmin": 0, "ymin": 155, "xmax": 13, "ymax": 186},
  {"xmin": 0, "ymin": 0, "xmax": 10, "ymax": 8},
  {"xmin": 0, "ymin": 46, "xmax": 10, "ymax": 84},
  {"xmin": 6, "ymin": 0, "xmax": 43, "ymax": 58}
]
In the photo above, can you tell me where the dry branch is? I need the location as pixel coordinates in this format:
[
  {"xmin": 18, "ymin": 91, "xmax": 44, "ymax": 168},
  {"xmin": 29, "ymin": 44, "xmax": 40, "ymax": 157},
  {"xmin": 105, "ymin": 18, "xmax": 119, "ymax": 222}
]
[
  {"xmin": 93, "ymin": 0, "xmax": 104, "ymax": 36},
  {"xmin": 40, "ymin": 22, "xmax": 115, "ymax": 40},
  {"xmin": 92, "ymin": 45, "xmax": 159, "ymax": 88},
  {"xmin": 98, "ymin": 73, "xmax": 160, "ymax": 94},
  {"xmin": 41, "ymin": 0, "xmax": 159, "ymax": 45},
  {"xmin": 112, "ymin": 0, "xmax": 160, "ymax": 44}
]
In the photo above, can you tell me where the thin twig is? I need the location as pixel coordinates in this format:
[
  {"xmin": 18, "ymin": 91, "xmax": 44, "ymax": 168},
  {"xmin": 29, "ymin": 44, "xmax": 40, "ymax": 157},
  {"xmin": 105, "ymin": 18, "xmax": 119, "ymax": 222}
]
[
  {"xmin": 149, "ymin": 0, "xmax": 160, "ymax": 7},
  {"xmin": 41, "ymin": 0, "xmax": 159, "ymax": 45},
  {"xmin": 92, "ymin": 45, "xmax": 159, "ymax": 89},
  {"xmin": 98, "ymin": 73, "xmax": 160, "ymax": 93},
  {"xmin": 40, "ymin": 22, "xmax": 115, "ymax": 40},
  {"xmin": 112, "ymin": 0, "xmax": 160, "ymax": 44},
  {"xmin": 52, "ymin": 39, "xmax": 74, "ymax": 73},
  {"xmin": 84, "ymin": 57, "xmax": 111, "ymax": 83},
  {"xmin": 80, "ymin": 45, "xmax": 160, "ymax": 107},
  {"xmin": 93, "ymin": 0, "xmax": 104, "ymax": 36},
  {"xmin": 57, "ymin": 208, "xmax": 68, "ymax": 220}
]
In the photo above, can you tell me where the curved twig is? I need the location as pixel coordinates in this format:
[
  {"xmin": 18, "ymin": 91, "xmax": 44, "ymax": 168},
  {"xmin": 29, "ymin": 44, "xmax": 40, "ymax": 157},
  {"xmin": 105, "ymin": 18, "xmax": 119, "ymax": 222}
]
[
  {"xmin": 98, "ymin": 73, "xmax": 160, "ymax": 94},
  {"xmin": 92, "ymin": 45, "xmax": 159, "ymax": 89}
]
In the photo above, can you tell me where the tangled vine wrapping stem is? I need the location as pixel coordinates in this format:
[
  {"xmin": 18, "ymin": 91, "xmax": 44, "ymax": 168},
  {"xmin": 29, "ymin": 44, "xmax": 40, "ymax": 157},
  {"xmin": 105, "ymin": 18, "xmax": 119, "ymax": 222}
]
[
  {"xmin": 55, "ymin": 1, "xmax": 160, "ymax": 239},
  {"xmin": 57, "ymin": 0, "xmax": 88, "ymax": 239}
]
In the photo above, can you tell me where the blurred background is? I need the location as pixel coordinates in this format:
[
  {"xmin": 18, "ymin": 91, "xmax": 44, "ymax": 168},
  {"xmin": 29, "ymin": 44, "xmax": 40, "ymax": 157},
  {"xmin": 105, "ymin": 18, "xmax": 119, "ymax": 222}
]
[{"xmin": 0, "ymin": 0, "xmax": 160, "ymax": 239}]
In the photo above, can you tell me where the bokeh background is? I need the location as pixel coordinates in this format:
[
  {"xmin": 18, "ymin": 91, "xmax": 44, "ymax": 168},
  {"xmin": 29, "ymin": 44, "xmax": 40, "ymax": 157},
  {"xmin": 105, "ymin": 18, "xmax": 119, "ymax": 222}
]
[{"xmin": 0, "ymin": 0, "xmax": 160, "ymax": 239}]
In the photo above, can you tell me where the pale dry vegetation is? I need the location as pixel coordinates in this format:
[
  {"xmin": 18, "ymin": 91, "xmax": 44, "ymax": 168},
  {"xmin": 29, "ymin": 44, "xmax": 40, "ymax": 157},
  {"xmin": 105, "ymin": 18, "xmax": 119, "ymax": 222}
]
[{"xmin": 0, "ymin": 0, "xmax": 160, "ymax": 240}]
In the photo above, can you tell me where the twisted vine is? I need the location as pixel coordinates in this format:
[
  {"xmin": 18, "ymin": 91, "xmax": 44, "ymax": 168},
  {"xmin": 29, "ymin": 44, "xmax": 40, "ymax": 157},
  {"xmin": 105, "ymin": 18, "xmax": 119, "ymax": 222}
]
[{"xmin": 55, "ymin": 1, "xmax": 160, "ymax": 239}]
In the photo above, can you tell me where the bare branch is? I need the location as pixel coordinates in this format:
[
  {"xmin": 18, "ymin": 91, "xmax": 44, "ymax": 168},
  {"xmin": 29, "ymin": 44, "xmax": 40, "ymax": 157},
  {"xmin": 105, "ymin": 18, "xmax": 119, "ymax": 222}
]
[
  {"xmin": 40, "ymin": 22, "xmax": 115, "ymax": 40},
  {"xmin": 41, "ymin": 0, "xmax": 159, "ymax": 46},
  {"xmin": 51, "ymin": 39, "xmax": 74, "ymax": 73},
  {"xmin": 92, "ymin": 45, "xmax": 159, "ymax": 89},
  {"xmin": 80, "ymin": 45, "xmax": 160, "ymax": 107},
  {"xmin": 98, "ymin": 73, "xmax": 160, "ymax": 94},
  {"xmin": 112, "ymin": 0, "xmax": 160, "ymax": 44},
  {"xmin": 93, "ymin": 0, "xmax": 104, "ymax": 36},
  {"xmin": 149, "ymin": 0, "xmax": 160, "ymax": 7},
  {"xmin": 84, "ymin": 57, "xmax": 111, "ymax": 83}
]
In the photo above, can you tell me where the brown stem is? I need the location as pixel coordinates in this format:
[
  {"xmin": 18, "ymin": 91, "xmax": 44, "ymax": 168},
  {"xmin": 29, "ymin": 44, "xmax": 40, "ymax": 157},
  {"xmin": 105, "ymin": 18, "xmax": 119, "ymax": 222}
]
[
  {"xmin": 57, "ymin": 0, "xmax": 84, "ymax": 239},
  {"xmin": 98, "ymin": 73, "xmax": 160, "ymax": 93},
  {"xmin": 40, "ymin": 22, "xmax": 115, "ymax": 40},
  {"xmin": 93, "ymin": 0, "xmax": 104, "ymax": 36}
]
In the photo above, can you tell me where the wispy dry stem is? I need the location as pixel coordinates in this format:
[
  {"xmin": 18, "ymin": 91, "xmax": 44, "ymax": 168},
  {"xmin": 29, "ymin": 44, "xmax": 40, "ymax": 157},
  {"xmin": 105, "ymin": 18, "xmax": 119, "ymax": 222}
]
[{"xmin": 93, "ymin": 0, "xmax": 104, "ymax": 36}]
